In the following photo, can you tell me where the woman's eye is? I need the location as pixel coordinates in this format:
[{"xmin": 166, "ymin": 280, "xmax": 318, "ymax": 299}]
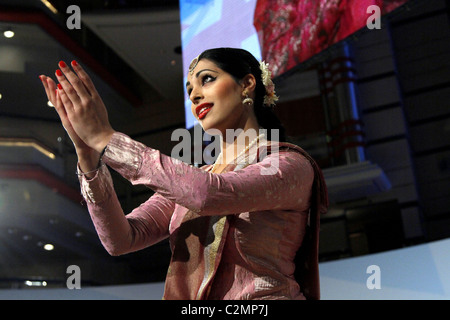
[
  {"xmin": 202, "ymin": 75, "xmax": 216, "ymax": 85},
  {"xmin": 187, "ymin": 75, "xmax": 216, "ymax": 96}
]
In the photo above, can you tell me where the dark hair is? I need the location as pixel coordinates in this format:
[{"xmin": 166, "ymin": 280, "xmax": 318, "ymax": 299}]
[{"xmin": 197, "ymin": 48, "xmax": 286, "ymax": 141}]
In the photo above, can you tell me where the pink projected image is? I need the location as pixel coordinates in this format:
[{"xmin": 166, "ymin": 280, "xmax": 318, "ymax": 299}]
[{"xmin": 254, "ymin": 0, "xmax": 409, "ymax": 77}]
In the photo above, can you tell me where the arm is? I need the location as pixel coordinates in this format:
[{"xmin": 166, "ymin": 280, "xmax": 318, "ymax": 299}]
[
  {"xmin": 79, "ymin": 163, "xmax": 174, "ymax": 256},
  {"xmin": 103, "ymin": 132, "xmax": 314, "ymax": 216}
]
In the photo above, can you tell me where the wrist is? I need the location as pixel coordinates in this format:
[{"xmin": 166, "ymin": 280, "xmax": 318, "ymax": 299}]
[
  {"xmin": 77, "ymin": 150, "xmax": 100, "ymax": 172},
  {"xmin": 76, "ymin": 147, "xmax": 98, "ymax": 162},
  {"xmin": 93, "ymin": 129, "xmax": 115, "ymax": 154}
]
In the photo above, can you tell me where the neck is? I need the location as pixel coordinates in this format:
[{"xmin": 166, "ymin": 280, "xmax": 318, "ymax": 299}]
[{"xmin": 217, "ymin": 123, "xmax": 264, "ymax": 165}]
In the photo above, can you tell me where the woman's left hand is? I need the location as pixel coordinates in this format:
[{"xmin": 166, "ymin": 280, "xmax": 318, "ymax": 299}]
[{"xmin": 54, "ymin": 60, "xmax": 115, "ymax": 153}]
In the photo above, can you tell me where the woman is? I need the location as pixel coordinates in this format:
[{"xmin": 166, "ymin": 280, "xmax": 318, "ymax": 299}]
[{"xmin": 39, "ymin": 48, "xmax": 328, "ymax": 300}]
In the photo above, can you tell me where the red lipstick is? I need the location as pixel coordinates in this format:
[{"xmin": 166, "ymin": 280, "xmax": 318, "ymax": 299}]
[{"xmin": 195, "ymin": 103, "xmax": 213, "ymax": 120}]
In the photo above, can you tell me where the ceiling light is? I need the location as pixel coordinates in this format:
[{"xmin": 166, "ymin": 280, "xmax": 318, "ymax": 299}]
[
  {"xmin": 25, "ymin": 280, "xmax": 47, "ymax": 287},
  {"xmin": 43, "ymin": 243, "xmax": 54, "ymax": 251},
  {"xmin": 40, "ymin": 0, "xmax": 58, "ymax": 14},
  {"xmin": 3, "ymin": 29, "xmax": 14, "ymax": 38},
  {"xmin": 0, "ymin": 137, "xmax": 56, "ymax": 159}
]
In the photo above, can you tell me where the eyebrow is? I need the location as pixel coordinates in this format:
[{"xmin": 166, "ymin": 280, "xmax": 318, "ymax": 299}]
[{"xmin": 185, "ymin": 68, "xmax": 219, "ymax": 88}]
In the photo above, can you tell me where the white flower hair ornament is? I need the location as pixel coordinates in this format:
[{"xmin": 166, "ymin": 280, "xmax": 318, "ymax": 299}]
[{"xmin": 259, "ymin": 61, "xmax": 279, "ymax": 107}]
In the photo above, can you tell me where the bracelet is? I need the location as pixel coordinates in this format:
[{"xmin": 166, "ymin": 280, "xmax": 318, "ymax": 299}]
[
  {"xmin": 76, "ymin": 164, "xmax": 103, "ymax": 177},
  {"xmin": 76, "ymin": 146, "xmax": 108, "ymax": 177}
]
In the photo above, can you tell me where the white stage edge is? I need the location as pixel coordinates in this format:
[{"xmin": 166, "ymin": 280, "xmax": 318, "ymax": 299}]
[{"xmin": 0, "ymin": 238, "xmax": 448, "ymax": 300}]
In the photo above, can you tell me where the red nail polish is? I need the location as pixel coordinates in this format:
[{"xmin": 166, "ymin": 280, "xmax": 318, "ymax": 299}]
[
  {"xmin": 71, "ymin": 60, "xmax": 78, "ymax": 67},
  {"xmin": 57, "ymin": 83, "xmax": 63, "ymax": 90},
  {"xmin": 56, "ymin": 69, "xmax": 62, "ymax": 77},
  {"xmin": 59, "ymin": 61, "xmax": 66, "ymax": 68}
]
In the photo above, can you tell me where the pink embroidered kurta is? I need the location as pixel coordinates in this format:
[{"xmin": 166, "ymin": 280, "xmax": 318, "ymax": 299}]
[{"xmin": 78, "ymin": 132, "xmax": 322, "ymax": 299}]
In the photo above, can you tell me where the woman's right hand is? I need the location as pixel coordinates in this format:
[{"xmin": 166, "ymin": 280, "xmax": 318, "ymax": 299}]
[{"xmin": 40, "ymin": 75, "xmax": 100, "ymax": 172}]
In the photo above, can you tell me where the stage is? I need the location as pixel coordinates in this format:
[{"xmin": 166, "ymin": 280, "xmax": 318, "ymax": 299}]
[{"xmin": 1, "ymin": 237, "xmax": 448, "ymax": 300}]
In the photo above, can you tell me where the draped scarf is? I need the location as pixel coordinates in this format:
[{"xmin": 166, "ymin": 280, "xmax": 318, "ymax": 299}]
[{"xmin": 162, "ymin": 142, "xmax": 328, "ymax": 300}]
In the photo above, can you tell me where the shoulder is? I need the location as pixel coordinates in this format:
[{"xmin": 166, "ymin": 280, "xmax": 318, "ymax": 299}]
[
  {"xmin": 259, "ymin": 141, "xmax": 313, "ymax": 165},
  {"xmin": 256, "ymin": 141, "xmax": 315, "ymax": 178}
]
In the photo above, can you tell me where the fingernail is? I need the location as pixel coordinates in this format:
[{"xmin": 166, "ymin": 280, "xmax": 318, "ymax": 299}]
[
  {"xmin": 59, "ymin": 61, "xmax": 66, "ymax": 68},
  {"xmin": 71, "ymin": 60, "xmax": 78, "ymax": 67},
  {"xmin": 56, "ymin": 69, "xmax": 62, "ymax": 77},
  {"xmin": 39, "ymin": 75, "xmax": 44, "ymax": 81},
  {"xmin": 57, "ymin": 83, "xmax": 63, "ymax": 90}
]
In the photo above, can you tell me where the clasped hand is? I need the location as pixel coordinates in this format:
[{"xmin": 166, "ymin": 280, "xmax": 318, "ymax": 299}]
[{"xmin": 40, "ymin": 60, "xmax": 115, "ymax": 158}]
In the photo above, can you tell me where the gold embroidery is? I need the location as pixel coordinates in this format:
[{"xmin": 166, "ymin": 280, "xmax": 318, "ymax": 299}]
[{"xmin": 195, "ymin": 215, "xmax": 227, "ymax": 299}]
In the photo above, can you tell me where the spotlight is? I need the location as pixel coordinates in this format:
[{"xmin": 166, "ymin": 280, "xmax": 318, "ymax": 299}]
[
  {"xmin": 43, "ymin": 243, "xmax": 54, "ymax": 251},
  {"xmin": 3, "ymin": 29, "xmax": 14, "ymax": 38}
]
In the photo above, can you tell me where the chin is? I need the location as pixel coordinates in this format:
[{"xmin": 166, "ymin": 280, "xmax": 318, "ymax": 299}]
[{"xmin": 200, "ymin": 121, "xmax": 225, "ymax": 136}]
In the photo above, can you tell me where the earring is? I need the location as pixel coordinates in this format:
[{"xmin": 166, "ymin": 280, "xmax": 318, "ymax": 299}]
[{"xmin": 243, "ymin": 92, "xmax": 253, "ymax": 106}]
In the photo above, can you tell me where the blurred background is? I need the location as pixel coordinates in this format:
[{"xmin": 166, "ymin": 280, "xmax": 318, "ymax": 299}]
[{"xmin": 0, "ymin": 0, "xmax": 449, "ymax": 298}]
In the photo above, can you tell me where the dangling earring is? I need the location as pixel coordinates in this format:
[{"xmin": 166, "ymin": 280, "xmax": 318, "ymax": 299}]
[{"xmin": 243, "ymin": 92, "xmax": 253, "ymax": 106}]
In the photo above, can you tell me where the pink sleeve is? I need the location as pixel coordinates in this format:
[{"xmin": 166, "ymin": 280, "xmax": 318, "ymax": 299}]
[
  {"xmin": 102, "ymin": 132, "xmax": 314, "ymax": 216},
  {"xmin": 78, "ymin": 163, "xmax": 174, "ymax": 256}
]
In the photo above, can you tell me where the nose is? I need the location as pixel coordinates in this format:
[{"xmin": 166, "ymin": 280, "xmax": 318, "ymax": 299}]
[{"xmin": 189, "ymin": 86, "xmax": 203, "ymax": 105}]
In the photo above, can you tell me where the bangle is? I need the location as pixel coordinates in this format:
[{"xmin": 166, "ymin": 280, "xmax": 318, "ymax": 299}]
[
  {"xmin": 76, "ymin": 146, "xmax": 108, "ymax": 177},
  {"xmin": 76, "ymin": 163, "xmax": 103, "ymax": 177}
]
